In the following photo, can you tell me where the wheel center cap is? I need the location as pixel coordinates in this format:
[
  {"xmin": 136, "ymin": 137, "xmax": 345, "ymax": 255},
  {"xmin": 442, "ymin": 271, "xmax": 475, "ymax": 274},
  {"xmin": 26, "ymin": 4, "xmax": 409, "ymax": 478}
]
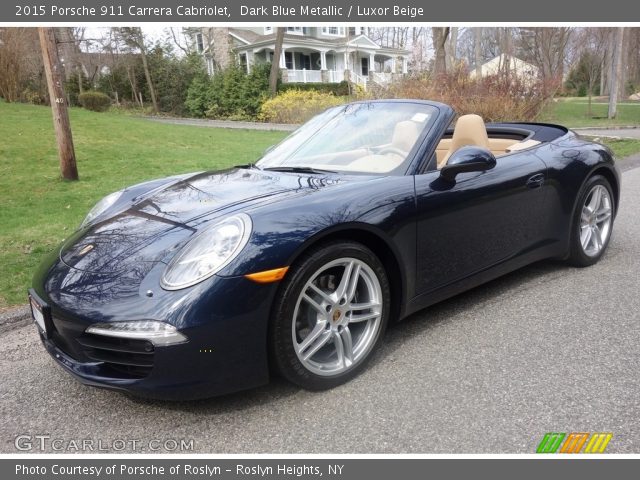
[{"xmin": 332, "ymin": 309, "xmax": 342, "ymax": 322}]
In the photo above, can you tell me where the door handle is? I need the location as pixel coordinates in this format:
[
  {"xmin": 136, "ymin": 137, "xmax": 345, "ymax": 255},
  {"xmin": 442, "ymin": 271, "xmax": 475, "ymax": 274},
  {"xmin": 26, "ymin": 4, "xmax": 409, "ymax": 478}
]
[{"xmin": 526, "ymin": 173, "xmax": 545, "ymax": 189}]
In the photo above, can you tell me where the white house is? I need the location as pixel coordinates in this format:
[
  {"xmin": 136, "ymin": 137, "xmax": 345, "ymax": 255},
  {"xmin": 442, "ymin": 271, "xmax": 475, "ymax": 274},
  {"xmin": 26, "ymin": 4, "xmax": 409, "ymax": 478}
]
[
  {"xmin": 194, "ymin": 27, "xmax": 410, "ymax": 90},
  {"xmin": 470, "ymin": 54, "xmax": 539, "ymax": 83}
]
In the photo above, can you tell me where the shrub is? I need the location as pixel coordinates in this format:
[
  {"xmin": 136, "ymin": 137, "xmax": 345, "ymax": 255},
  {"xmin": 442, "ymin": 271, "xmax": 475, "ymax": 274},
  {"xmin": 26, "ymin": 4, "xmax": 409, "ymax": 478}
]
[
  {"xmin": 278, "ymin": 81, "xmax": 354, "ymax": 96},
  {"xmin": 185, "ymin": 63, "xmax": 271, "ymax": 119},
  {"xmin": 78, "ymin": 91, "xmax": 111, "ymax": 112},
  {"xmin": 381, "ymin": 67, "xmax": 552, "ymax": 122},
  {"xmin": 259, "ymin": 89, "xmax": 345, "ymax": 124}
]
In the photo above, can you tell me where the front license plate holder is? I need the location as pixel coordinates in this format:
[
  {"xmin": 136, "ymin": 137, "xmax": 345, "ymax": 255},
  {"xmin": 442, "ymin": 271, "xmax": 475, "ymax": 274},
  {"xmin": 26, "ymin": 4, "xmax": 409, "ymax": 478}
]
[{"xmin": 28, "ymin": 289, "xmax": 53, "ymax": 339}]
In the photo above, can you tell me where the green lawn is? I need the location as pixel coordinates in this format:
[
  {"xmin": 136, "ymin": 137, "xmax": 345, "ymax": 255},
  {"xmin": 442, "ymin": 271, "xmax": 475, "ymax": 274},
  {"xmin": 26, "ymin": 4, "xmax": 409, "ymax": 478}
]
[
  {"xmin": 0, "ymin": 102, "xmax": 287, "ymax": 309},
  {"xmin": 542, "ymin": 97, "xmax": 640, "ymax": 128},
  {"xmin": 589, "ymin": 138, "xmax": 640, "ymax": 159}
]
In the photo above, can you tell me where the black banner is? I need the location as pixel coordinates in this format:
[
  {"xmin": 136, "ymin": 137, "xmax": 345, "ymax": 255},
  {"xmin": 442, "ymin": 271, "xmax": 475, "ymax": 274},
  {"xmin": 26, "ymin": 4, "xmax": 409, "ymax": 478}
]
[
  {"xmin": 3, "ymin": 0, "xmax": 640, "ymax": 22},
  {"xmin": 4, "ymin": 458, "xmax": 640, "ymax": 480}
]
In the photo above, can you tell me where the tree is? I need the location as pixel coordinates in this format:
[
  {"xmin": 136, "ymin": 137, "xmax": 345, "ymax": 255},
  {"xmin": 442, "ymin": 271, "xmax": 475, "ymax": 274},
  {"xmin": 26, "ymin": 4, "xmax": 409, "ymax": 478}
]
[
  {"xmin": 518, "ymin": 28, "xmax": 572, "ymax": 94},
  {"xmin": 432, "ymin": 27, "xmax": 450, "ymax": 76},
  {"xmin": 0, "ymin": 28, "xmax": 42, "ymax": 102},
  {"xmin": 474, "ymin": 28, "xmax": 483, "ymax": 78},
  {"xmin": 269, "ymin": 27, "xmax": 284, "ymax": 97},
  {"xmin": 39, "ymin": 27, "xmax": 79, "ymax": 181},
  {"xmin": 608, "ymin": 27, "xmax": 625, "ymax": 119},
  {"xmin": 113, "ymin": 27, "xmax": 159, "ymax": 114}
]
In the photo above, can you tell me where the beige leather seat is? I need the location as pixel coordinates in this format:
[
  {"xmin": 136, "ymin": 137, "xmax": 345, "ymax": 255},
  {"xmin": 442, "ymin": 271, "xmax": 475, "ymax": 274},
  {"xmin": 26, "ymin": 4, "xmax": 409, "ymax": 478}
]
[
  {"xmin": 439, "ymin": 114, "xmax": 489, "ymax": 169},
  {"xmin": 391, "ymin": 120, "xmax": 420, "ymax": 153},
  {"xmin": 347, "ymin": 120, "xmax": 420, "ymax": 173}
]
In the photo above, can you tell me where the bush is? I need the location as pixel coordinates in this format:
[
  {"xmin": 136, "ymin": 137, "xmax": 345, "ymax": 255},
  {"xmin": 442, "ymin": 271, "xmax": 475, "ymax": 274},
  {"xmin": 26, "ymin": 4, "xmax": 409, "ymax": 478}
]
[
  {"xmin": 78, "ymin": 91, "xmax": 111, "ymax": 112},
  {"xmin": 185, "ymin": 63, "xmax": 271, "ymax": 119},
  {"xmin": 278, "ymin": 81, "xmax": 354, "ymax": 96},
  {"xmin": 259, "ymin": 89, "xmax": 345, "ymax": 124},
  {"xmin": 382, "ymin": 67, "xmax": 552, "ymax": 122}
]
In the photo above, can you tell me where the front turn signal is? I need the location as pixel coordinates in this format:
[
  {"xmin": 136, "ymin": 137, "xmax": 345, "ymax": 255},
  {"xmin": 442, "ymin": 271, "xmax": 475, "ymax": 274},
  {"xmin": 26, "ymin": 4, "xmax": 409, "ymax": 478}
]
[{"xmin": 244, "ymin": 267, "xmax": 289, "ymax": 284}]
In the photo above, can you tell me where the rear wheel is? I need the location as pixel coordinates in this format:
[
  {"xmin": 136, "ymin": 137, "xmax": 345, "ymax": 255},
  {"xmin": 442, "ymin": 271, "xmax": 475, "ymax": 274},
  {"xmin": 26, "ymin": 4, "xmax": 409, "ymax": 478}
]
[
  {"xmin": 567, "ymin": 175, "xmax": 614, "ymax": 267},
  {"xmin": 270, "ymin": 241, "xmax": 390, "ymax": 390}
]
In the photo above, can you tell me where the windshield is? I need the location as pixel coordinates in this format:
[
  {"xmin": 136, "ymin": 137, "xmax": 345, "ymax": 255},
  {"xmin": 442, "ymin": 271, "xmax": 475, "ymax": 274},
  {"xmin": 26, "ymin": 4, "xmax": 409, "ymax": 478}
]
[{"xmin": 256, "ymin": 102, "xmax": 437, "ymax": 175}]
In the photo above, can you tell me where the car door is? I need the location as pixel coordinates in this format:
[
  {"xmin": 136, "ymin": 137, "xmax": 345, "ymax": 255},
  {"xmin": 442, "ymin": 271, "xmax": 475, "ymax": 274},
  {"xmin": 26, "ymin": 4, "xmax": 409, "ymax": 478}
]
[{"xmin": 413, "ymin": 149, "xmax": 549, "ymax": 295}]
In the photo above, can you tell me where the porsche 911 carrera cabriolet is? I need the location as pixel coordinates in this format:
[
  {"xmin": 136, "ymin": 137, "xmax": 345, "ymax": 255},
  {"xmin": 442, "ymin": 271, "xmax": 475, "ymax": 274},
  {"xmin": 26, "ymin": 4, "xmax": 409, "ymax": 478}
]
[{"xmin": 29, "ymin": 99, "xmax": 620, "ymax": 399}]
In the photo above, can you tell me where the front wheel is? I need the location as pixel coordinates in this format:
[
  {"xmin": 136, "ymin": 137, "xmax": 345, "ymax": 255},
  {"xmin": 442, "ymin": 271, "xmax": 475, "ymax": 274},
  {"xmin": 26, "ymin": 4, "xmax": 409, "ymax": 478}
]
[
  {"xmin": 567, "ymin": 175, "xmax": 615, "ymax": 267},
  {"xmin": 270, "ymin": 241, "xmax": 390, "ymax": 390}
]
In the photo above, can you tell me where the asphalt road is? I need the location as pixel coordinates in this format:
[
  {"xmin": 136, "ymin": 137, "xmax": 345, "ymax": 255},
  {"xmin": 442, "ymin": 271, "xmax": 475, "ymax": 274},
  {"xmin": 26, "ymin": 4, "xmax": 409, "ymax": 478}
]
[{"xmin": 1, "ymin": 168, "xmax": 639, "ymax": 454}]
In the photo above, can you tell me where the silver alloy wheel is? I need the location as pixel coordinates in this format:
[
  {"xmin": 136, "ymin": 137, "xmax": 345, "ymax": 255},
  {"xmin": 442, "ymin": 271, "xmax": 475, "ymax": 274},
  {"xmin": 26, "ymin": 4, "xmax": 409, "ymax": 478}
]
[
  {"xmin": 292, "ymin": 257, "xmax": 383, "ymax": 376},
  {"xmin": 579, "ymin": 184, "xmax": 613, "ymax": 257}
]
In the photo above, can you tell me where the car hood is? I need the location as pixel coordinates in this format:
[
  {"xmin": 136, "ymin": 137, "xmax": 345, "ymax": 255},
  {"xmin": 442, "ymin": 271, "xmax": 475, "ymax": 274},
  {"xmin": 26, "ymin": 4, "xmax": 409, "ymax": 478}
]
[{"xmin": 59, "ymin": 167, "xmax": 349, "ymax": 273}]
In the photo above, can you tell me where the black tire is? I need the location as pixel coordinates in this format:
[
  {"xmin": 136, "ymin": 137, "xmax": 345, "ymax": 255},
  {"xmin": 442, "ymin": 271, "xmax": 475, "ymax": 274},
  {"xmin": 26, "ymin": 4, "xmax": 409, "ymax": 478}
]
[
  {"xmin": 269, "ymin": 241, "xmax": 391, "ymax": 390},
  {"xmin": 567, "ymin": 175, "xmax": 615, "ymax": 267}
]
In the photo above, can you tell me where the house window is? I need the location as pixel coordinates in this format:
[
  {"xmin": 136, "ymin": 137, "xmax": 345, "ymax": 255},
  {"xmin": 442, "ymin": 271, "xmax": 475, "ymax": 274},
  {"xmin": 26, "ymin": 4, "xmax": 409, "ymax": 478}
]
[
  {"xmin": 264, "ymin": 27, "xmax": 273, "ymax": 34},
  {"xmin": 285, "ymin": 52, "xmax": 294, "ymax": 69},
  {"xmin": 286, "ymin": 27, "xmax": 304, "ymax": 35},
  {"xmin": 322, "ymin": 27, "xmax": 345, "ymax": 36},
  {"xmin": 239, "ymin": 53, "xmax": 248, "ymax": 72},
  {"xmin": 300, "ymin": 54, "xmax": 311, "ymax": 70},
  {"xmin": 195, "ymin": 33, "xmax": 204, "ymax": 53},
  {"xmin": 348, "ymin": 27, "xmax": 364, "ymax": 37}
]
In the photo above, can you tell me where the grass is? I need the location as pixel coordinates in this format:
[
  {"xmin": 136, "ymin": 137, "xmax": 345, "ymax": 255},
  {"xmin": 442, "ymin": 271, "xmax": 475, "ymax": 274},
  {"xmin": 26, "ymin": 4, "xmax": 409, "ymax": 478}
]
[
  {"xmin": 542, "ymin": 97, "xmax": 640, "ymax": 128},
  {"xmin": 0, "ymin": 102, "xmax": 287, "ymax": 309},
  {"xmin": 590, "ymin": 138, "xmax": 640, "ymax": 159}
]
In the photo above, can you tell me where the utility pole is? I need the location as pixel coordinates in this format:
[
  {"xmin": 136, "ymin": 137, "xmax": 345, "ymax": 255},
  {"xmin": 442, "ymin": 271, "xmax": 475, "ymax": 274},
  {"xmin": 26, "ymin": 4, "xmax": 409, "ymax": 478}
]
[{"xmin": 38, "ymin": 27, "xmax": 79, "ymax": 181}]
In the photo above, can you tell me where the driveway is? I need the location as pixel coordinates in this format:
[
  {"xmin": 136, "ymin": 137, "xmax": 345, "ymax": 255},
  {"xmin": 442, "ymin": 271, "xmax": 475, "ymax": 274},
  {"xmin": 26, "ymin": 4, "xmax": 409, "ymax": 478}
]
[{"xmin": 1, "ymin": 167, "xmax": 639, "ymax": 454}]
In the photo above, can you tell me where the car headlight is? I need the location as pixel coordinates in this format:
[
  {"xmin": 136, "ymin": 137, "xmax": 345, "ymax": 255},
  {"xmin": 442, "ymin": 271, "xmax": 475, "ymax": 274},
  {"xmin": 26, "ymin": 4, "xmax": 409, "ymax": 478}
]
[
  {"xmin": 161, "ymin": 213, "xmax": 252, "ymax": 290},
  {"xmin": 86, "ymin": 320, "xmax": 187, "ymax": 346},
  {"xmin": 80, "ymin": 190, "xmax": 124, "ymax": 228}
]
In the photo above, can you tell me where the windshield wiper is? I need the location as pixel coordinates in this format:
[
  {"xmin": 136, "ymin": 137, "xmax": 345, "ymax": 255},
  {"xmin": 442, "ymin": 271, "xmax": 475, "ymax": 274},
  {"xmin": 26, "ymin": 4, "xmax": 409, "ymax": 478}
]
[{"xmin": 262, "ymin": 166, "xmax": 337, "ymax": 174}]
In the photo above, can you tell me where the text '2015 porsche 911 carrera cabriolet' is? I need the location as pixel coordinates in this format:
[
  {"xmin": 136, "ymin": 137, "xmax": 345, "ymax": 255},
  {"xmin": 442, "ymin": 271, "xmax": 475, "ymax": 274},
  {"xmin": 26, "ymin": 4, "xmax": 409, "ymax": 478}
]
[{"xmin": 29, "ymin": 100, "xmax": 620, "ymax": 399}]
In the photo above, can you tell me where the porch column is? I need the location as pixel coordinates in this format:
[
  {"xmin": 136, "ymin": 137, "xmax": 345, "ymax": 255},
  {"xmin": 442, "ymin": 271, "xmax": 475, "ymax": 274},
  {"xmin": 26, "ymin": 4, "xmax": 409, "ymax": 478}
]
[
  {"xmin": 279, "ymin": 49, "xmax": 286, "ymax": 68},
  {"xmin": 344, "ymin": 51, "xmax": 349, "ymax": 71},
  {"xmin": 246, "ymin": 52, "xmax": 252, "ymax": 73},
  {"xmin": 369, "ymin": 53, "xmax": 375, "ymax": 73},
  {"xmin": 391, "ymin": 56, "xmax": 397, "ymax": 73},
  {"xmin": 402, "ymin": 56, "xmax": 408, "ymax": 74},
  {"xmin": 320, "ymin": 51, "xmax": 327, "ymax": 70}
]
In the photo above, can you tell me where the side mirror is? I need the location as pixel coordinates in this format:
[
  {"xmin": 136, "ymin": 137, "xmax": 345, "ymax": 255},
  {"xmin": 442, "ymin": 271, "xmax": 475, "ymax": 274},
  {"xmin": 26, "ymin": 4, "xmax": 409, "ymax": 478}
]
[{"xmin": 440, "ymin": 146, "xmax": 497, "ymax": 181}]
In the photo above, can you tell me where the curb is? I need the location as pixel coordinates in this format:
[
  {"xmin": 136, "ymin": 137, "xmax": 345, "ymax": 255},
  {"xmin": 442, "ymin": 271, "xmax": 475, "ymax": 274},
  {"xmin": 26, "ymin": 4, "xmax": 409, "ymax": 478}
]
[
  {"xmin": 0, "ymin": 305, "xmax": 32, "ymax": 335},
  {"xmin": 140, "ymin": 116, "xmax": 298, "ymax": 132},
  {"xmin": 571, "ymin": 126, "xmax": 639, "ymax": 131}
]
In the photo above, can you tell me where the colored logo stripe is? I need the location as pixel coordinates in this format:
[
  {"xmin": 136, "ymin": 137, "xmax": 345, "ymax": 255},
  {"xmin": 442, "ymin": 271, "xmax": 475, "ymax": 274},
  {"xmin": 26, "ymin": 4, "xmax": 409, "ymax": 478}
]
[
  {"xmin": 537, "ymin": 433, "xmax": 566, "ymax": 453},
  {"xmin": 559, "ymin": 433, "xmax": 590, "ymax": 453},
  {"xmin": 584, "ymin": 433, "xmax": 613, "ymax": 453},
  {"xmin": 537, "ymin": 433, "xmax": 613, "ymax": 453}
]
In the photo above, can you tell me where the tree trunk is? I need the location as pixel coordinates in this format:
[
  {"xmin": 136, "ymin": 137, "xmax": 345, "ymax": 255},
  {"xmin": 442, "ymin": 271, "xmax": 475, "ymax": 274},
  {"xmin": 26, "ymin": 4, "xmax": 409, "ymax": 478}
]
[
  {"xmin": 38, "ymin": 27, "xmax": 79, "ymax": 181},
  {"xmin": 432, "ymin": 27, "xmax": 449, "ymax": 77},
  {"xmin": 474, "ymin": 27, "xmax": 483, "ymax": 78},
  {"xmin": 139, "ymin": 47, "xmax": 158, "ymax": 114},
  {"xmin": 608, "ymin": 27, "xmax": 624, "ymax": 119},
  {"xmin": 446, "ymin": 27, "xmax": 458, "ymax": 71},
  {"xmin": 269, "ymin": 27, "xmax": 285, "ymax": 97}
]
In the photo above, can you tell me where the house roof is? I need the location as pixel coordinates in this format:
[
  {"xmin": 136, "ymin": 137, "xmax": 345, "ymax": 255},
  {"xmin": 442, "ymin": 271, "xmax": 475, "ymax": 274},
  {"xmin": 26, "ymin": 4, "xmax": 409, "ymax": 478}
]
[{"xmin": 227, "ymin": 28, "xmax": 409, "ymax": 55}]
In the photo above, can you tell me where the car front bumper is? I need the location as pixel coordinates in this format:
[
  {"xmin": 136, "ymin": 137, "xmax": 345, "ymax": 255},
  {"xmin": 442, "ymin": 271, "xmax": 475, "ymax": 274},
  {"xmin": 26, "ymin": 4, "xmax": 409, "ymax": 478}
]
[{"xmin": 31, "ymin": 267, "xmax": 277, "ymax": 400}]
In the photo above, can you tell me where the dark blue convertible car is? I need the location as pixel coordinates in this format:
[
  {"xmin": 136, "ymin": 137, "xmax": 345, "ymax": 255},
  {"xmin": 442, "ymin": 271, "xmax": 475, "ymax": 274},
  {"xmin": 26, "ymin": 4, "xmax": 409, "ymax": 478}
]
[{"xmin": 30, "ymin": 100, "xmax": 620, "ymax": 399}]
